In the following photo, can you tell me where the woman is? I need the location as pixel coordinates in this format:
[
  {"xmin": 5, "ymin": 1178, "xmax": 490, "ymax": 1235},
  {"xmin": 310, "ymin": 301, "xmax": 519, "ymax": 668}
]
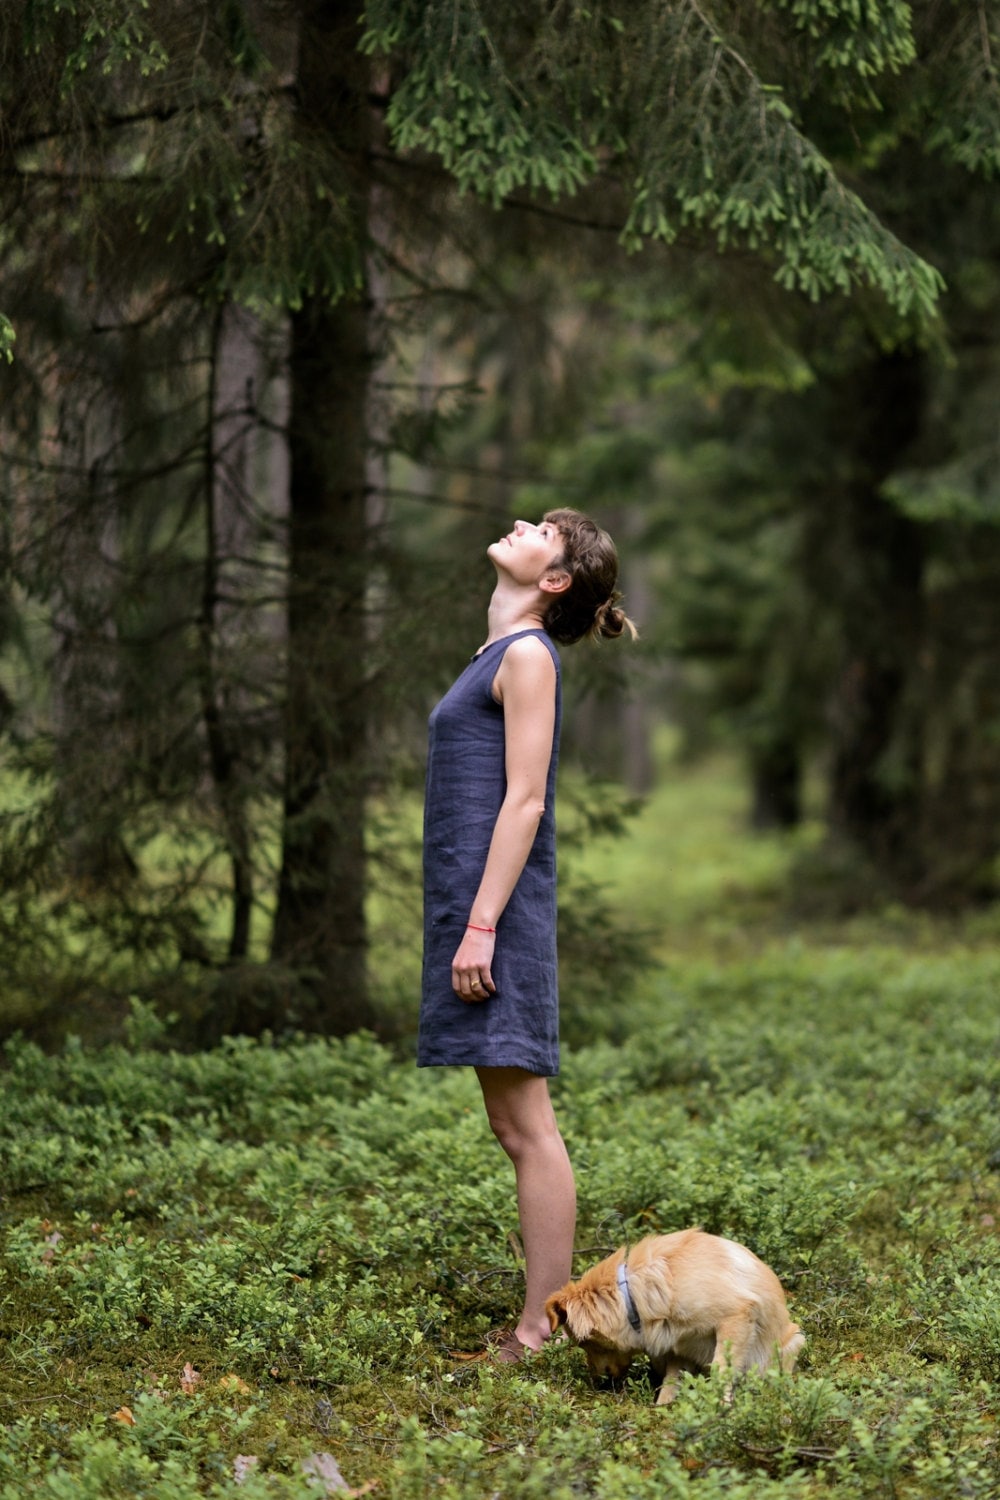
[{"xmin": 418, "ymin": 508, "xmax": 636, "ymax": 1362}]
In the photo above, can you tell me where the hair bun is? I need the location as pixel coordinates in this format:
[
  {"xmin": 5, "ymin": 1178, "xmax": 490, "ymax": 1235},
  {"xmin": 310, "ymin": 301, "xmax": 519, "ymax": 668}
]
[{"xmin": 595, "ymin": 596, "xmax": 638, "ymax": 642}]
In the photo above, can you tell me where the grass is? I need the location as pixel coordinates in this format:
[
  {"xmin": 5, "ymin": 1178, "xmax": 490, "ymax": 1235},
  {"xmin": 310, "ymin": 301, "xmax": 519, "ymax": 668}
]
[
  {"xmin": 1, "ymin": 747, "xmax": 999, "ymax": 1497},
  {"xmin": 589, "ymin": 746, "xmax": 815, "ymax": 944},
  {"xmin": 574, "ymin": 732, "xmax": 1000, "ymax": 958}
]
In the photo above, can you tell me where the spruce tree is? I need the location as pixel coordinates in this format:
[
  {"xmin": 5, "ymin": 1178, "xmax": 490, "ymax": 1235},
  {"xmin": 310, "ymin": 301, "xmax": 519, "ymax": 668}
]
[
  {"xmin": 3, "ymin": 0, "xmax": 998, "ymax": 1035},
  {"xmin": 594, "ymin": 3, "xmax": 1000, "ymax": 899}
]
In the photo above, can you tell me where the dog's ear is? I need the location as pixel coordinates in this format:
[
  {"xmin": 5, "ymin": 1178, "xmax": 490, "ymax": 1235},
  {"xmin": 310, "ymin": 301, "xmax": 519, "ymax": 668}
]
[
  {"xmin": 546, "ymin": 1290, "xmax": 597, "ymax": 1340},
  {"xmin": 544, "ymin": 1294, "xmax": 568, "ymax": 1332}
]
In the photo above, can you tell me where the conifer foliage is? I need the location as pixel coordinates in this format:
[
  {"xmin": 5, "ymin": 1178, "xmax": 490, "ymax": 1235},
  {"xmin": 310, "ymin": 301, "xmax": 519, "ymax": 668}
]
[
  {"xmin": 364, "ymin": 0, "xmax": 943, "ymax": 315},
  {"xmin": 1, "ymin": 2, "xmax": 998, "ymax": 1034}
]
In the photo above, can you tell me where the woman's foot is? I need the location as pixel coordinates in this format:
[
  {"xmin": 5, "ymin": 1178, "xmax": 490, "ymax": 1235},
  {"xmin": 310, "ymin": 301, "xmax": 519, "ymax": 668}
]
[
  {"xmin": 485, "ymin": 1327, "xmax": 532, "ymax": 1364},
  {"xmin": 485, "ymin": 1321, "xmax": 565, "ymax": 1362}
]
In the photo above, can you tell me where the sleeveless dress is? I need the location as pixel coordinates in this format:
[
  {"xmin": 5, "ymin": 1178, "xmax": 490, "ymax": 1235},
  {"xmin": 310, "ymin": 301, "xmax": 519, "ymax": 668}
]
[{"xmin": 418, "ymin": 628, "xmax": 562, "ymax": 1076}]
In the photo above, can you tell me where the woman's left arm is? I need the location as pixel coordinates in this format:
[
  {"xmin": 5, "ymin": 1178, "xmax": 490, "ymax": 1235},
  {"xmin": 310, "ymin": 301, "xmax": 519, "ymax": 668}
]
[{"xmin": 450, "ymin": 635, "xmax": 557, "ymax": 1000}]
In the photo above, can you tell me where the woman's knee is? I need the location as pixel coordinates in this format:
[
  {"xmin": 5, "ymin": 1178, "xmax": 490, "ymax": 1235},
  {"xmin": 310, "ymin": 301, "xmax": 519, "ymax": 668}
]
[
  {"xmin": 477, "ymin": 1069, "xmax": 560, "ymax": 1159},
  {"xmin": 484, "ymin": 1103, "xmax": 560, "ymax": 1163},
  {"xmin": 484, "ymin": 1110, "xmax": 519, "ymax": 1160}
]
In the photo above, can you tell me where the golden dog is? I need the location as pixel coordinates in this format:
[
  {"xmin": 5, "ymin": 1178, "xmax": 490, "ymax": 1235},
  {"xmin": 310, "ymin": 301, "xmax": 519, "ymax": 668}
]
[{"xmin": 546, "ymin": 1229, "xmax": 804, "ymax": 1403}]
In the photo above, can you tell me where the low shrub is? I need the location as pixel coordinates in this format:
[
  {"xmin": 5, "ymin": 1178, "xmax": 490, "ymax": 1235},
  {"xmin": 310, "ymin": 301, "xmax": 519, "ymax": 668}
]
[{"xmin": 1, "ymin": 950, "xmax": 998, "ymax": 1497}]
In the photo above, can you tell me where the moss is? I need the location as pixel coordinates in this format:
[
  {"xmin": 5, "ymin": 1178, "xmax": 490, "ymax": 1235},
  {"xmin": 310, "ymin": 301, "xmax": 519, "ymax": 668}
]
[{"xmin": 1, "ymin": 940, "xmax": 999, "ymax": 1494}]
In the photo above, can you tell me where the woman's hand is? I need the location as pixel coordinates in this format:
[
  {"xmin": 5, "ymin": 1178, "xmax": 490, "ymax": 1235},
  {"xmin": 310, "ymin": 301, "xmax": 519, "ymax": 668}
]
[{"xmin": 451, "ymin": 927, "xmax": 497, "ymax": 1002}]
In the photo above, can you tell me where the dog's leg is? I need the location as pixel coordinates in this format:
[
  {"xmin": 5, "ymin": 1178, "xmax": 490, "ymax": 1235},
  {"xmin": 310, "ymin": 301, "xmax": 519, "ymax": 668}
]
[
  {"xmin": 779, "ymin": 1324, "xmax": 805, "ymax": 1373},
  {"xmin": 653, "ymin": 1356, "xmax": 689, "ymax": 1405},
  {"xmin": 712, "ymin": 1307, "xmax": 761, "ymax": 1400}
]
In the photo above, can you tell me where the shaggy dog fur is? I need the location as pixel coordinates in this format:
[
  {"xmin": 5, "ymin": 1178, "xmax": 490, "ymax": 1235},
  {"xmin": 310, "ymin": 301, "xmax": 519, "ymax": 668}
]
[{"xmin": 546, "ymin": 1229, "xmax": 804, "ymax": 1404}]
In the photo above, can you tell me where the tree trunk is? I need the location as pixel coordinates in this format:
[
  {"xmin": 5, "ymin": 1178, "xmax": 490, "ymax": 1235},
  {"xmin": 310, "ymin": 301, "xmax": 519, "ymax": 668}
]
[
  {"xmin": 750, "ymin": 737, "xmax": 802, "ymax": 830},
  {"xmin": 270, "ymin": 0, "xmax": 378, "ymax": 1033},
  {"xmin": 819, "ymin": 351, "xmax": 926, "ymax": 888},
  {"xmin": 198, "ymin": 302, "xmax": 255, "ymax": 963}
]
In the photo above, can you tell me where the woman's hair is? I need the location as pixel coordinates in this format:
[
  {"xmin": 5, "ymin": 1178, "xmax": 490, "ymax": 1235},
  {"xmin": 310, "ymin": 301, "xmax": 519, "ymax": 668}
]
[{"xmin": 541, "ymin": 508, "xmax": 638, "ymax": 646}]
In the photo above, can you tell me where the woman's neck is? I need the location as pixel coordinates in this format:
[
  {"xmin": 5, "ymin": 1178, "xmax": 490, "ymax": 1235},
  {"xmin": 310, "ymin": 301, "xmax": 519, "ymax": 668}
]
[{"xmin": 481, "ymin": 581, "xmax": 546, "ymax": 649}]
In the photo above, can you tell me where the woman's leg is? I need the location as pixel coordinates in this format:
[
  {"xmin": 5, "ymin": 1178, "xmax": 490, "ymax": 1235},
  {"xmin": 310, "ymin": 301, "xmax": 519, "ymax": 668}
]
[{"xmin": 475, "ymin": 1065, "xmax": 576, "ymax": 1350}]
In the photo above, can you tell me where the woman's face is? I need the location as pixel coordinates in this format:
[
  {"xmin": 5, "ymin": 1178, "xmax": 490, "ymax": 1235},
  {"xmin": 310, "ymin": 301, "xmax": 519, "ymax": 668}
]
[{"xmin": 489, "ymin": 519, "xmax": 565, "ymax": 585}]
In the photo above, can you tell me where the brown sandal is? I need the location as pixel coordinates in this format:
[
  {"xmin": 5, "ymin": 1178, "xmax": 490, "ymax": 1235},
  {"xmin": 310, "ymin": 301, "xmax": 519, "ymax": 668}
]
[{"xmin": 484, "ymin": 1328, "xmax": 531, "ymax": 1364}]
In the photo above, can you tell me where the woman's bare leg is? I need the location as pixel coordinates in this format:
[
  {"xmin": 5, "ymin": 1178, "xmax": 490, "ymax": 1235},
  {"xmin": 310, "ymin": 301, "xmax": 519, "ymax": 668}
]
[{"xmin": 475, "ymin": 1066, "xmax": 576, "ymax": 1350}]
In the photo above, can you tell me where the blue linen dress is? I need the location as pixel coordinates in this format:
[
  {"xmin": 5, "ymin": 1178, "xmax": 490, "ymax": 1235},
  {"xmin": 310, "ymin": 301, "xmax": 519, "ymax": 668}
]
[{"xmin": 418, "ymin": 628, "xmax": 562, "ymax": 1076}]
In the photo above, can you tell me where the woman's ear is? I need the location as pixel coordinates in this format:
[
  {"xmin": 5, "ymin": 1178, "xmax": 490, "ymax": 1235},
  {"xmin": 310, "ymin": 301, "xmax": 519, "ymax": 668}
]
[{"xmin": 539, "ymin": 568, "xmax": 571, "ymax": 596}]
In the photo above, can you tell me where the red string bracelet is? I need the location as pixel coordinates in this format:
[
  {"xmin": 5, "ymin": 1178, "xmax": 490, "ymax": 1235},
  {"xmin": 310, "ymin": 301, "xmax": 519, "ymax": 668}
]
[{"xmin": 466, "ymin": 922, "xmax": 496, "ymax": 934}]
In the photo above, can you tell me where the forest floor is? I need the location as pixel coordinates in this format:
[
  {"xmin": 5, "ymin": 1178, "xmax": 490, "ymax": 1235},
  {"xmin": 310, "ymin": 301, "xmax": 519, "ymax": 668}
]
[{"xmin": 1, "ymin": 750, "xmax": 998, "ymax": 1498}]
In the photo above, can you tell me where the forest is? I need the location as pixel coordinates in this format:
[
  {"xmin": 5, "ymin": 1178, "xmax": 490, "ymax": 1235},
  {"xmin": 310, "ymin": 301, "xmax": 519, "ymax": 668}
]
[{"xmin": 1, "ymin": 3, "xmax": 999, "ymax": 1497}]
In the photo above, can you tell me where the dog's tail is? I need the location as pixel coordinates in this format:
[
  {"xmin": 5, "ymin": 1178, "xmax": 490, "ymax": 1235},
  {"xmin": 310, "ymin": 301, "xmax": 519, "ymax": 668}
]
[{"xmin": 779, "ymin": 1323, "xmax": 805, "ymax": 1373}]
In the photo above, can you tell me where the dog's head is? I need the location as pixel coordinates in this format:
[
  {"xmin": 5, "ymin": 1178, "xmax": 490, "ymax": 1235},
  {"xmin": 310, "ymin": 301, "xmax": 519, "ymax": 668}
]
[{"xmin": 545, "ymin": 1269, "xmax": 637, "ymax": 1384}]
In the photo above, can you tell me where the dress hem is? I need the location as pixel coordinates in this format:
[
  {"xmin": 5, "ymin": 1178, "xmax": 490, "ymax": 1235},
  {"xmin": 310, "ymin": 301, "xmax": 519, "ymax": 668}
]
[{"xmin": 416, "ymin": 1054, "xmax": 559, "ymax": 1077}]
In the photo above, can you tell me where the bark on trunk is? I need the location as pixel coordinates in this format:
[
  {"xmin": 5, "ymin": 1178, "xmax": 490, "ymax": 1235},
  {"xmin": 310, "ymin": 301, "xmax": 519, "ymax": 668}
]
[
  {"xmin": 198, "ymin": 302, "xmax": 255, "ymax": 964},
  {"xmin": 820, "ymin": 352, "xmax": 926, "ymax": 887},
  {"xmin": 270, "ymin": 0, "xmax": 377, "ymax": 1033},
  {"xmin": 750, "ymin": 738, "xmax": 802, "ymax": 830}
]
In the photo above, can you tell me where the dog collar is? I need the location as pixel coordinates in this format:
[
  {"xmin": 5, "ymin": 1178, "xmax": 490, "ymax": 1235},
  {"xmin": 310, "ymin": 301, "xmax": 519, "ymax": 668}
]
[{"xmin": 617, "ymin": 1261, "xmax": 642, "ymax": 1332}]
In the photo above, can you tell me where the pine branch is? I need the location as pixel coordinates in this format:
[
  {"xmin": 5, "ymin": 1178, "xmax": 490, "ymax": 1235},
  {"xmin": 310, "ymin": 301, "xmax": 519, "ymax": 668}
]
[
  {"xmin": 365, "ymin": 0, "xmax": 944, "ymax": 322},
  {"xmin": 924, "ymin": 1, "xmax": 1000, "ymax": 177}
]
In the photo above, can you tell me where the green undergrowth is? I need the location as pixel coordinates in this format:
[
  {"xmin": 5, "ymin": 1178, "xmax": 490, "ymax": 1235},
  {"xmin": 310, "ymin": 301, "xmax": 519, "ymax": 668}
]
[{"xmin": 2, "ymin": 953, "xmax": 999, "ymax": 1499}]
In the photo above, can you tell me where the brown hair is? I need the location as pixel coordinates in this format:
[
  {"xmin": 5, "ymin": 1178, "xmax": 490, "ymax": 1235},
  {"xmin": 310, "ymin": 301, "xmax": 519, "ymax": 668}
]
[{"xmin": 541, "ymin": 508, "xmax": 638, "ymax": 646}]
